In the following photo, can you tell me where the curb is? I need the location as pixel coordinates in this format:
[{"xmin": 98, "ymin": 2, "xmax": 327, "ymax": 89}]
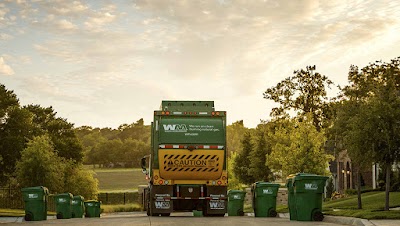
[
  {"xmin": 324, "ymin": 216, "xmax": 376, "ymax": 226},
  {"xmin": 0, "ymin": 216, "xmax": 56, "ymax": 224},
  {"xmin": 278, "ymin": 213, "xmax": 376, "ymax": 226}
]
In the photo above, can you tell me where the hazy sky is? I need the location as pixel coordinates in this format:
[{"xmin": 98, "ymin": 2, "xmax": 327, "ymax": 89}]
[{"xmin": 1, "ymin": 0, "xmax": 400, "ymax": 128}]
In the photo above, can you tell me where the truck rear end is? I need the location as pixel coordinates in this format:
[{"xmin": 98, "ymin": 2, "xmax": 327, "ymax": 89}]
[{"xmin": 141, "ymin": 101, "xmax": 228, "ymax": 216}]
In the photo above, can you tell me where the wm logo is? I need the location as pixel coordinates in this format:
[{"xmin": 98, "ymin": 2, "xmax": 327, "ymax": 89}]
[
  {"xmin": 305, "ymin": 183, "xmax": 318, "ymax": 190},
  {"xmin": 209, "ymin": 200, "xmax": 225, "ymax": 210},
  {"xmin": 163, "ymin": 124, "xmax": 187, "ymax": 132}
]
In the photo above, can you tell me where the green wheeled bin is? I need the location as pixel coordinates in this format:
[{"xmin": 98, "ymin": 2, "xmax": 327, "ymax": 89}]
[
  {"xmin": 84, "ymin": 200, "xmax": 101, "ymax": 218},
  {"xmin": 293, "ymin": 173, "xmax": 328, "ymax": 221},
  {"xmin": 227, "ymin": 190, "xmax": 246, "ymax": 216},
  {"xmin": 71, "ymin": 195, "xmax": 85, "ymax": 218},
  {"xmin": 55, "ymin": 193, "xmax": 73, "ymax": 219},
  {"xmin": 252, "ymin": 182, "xmax": 280, "ymax": 217},
  {"xmin": 21, "ymin": 186, "xmax": 49, "ymax": 221},
  {"xmin": 286, "ymin": 175, "xmax": 296, "ymax": 220}
]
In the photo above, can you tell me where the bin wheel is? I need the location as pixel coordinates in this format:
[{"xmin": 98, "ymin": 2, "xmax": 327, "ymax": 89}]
[
  {"xmin": 24, "ymin": 213, "xmax": 33, "ymax": 221},
  {"xmin": 269, "ymin": 209, "xmax": 277, "ymax": 217},
  {"xmin": 238, "ymin": 209, "xmax": 244, "ymax": 216},
  {"xmin": 312, "ymin": 211, "xmax": 324, "ymax": 221},
  {"xmin": 56, "ymin": 213, "xmax": 63, "ymax": 219},
  {"xmin": 72, "ymin": 213, "xmax": 75, "ymax": 218}
]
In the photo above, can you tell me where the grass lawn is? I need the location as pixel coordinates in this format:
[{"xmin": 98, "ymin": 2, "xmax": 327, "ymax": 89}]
[
  {"xmin": 323, "ymin": 191, "xmax": 400, "ymax": 219},
  {"xmin": 89, "ymin": 167, "xmax": 147, "ymax": 192}
]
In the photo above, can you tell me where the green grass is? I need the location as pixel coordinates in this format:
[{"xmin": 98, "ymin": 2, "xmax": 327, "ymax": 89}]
[
  {"xmin": 89, "ymin": 167, "xmax": 147, "ymax": 192},
  {"xmin": 322, "ymin": 191, "xmax": 400, "ymax": 219},
  {"xmin": 101, "ymin": 204, "xmax": 142, "ymax": 213},
  {"xmin": 323, "ymin": 191, "xmax": 400, "ymax": 210},
  {"xmin": 324, "ymin": 209, "xmax": 400, "ymax": 220}
]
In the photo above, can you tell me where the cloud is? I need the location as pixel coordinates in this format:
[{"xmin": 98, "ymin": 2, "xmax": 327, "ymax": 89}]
[{"xmin": 0, "ymin": 57, "xmax": 14, "ymax": 75}]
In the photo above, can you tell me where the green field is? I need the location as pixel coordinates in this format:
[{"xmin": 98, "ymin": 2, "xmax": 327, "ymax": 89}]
[{"xmin": 90, "ymin": 167, "xmax": 147, "ymax": 192}]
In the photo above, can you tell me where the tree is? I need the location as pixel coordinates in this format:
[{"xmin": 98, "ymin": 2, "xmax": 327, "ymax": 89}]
[
  {"xmin": 0, "ymin": 84, "xmax": 24, "ymax": 184},
  {"xmin": 332, "ymin": 99, "xmax": 375, "ymax": 208},
  {"xmin": 266, "ymin": 116, "xmax": 333, "ymax": 179},
  {"xmin": 226, "ymin": 120, "xmax": 248, "ymax": 157},
  {"xmin": 263, "ymin": 66, "xmax": 333, "ymax": 131},
  {"xmin": 338, "ymin": 58, "xmax": 400, "ymax": 210},
  {"xmin": 24, "ymin": 105, "xmax": 84, "ymax": 162},
  {"xmin": 16, "ymin": 135, "xmax": 65, "ymax": 192},
  {"xmin": 233, "ymin": 131, "xmax": 256, "ymax": 185},
  {"xmin": 63, "ymin": 161, "xmax": 99, "ymax": 199},
  {"xmin": 0, "ymin": 107, "xmax": 34, "ymax": 184},
  {"xmin": 248, "ymin": 123, "xmax": 273, "ymax": 182}
]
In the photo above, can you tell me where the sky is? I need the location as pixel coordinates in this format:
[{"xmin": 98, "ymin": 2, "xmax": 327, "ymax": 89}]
[{"xmin": 1, "ymin": 0, "xmax": 400, "ymax": 129}]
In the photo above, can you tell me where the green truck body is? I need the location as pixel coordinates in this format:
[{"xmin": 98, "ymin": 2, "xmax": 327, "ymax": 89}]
[{"xmin": 141, "ymin": 101, "xmax": 228, "ymax": 216}]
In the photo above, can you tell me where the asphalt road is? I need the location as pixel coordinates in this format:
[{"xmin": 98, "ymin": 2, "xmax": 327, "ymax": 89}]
[{"xmin": 1, "ymin": 212, "xmax": 350, "ymax": 226}]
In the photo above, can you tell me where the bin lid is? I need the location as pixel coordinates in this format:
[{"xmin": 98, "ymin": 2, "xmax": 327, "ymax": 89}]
[
  {"xmin": 253, "ymin": 182, "xmax": 280, "ymax": 188},
  {"xmin": 73, "ymin": 195, "xmax": 85, "ymax": 201},
  {"xmin": 294, "ymin": 173, "xmax": 328, "ymax": 181},
  {"xmin": 228, "ymin": 190, "xmax": 246, "ymax": 194},
  {"xmin": 85, "ymin": 200, "xmax": 101, "ymax": 204},
  {"xmin": 55, "ymin": 192, "xmax": 73, "ymax": 198},
  {"xmin": 21, "ymin": 186, "xmax": 49, "ymax": 194},
  {"xmin": 285, "ymin": 174, "xmax": 296, "ymax": 187}
]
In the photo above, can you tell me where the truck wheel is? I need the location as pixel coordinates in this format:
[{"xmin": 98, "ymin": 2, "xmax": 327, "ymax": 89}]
[{"xmin": 160, "ymin": 213, "xmax": 170, "ymax": 216}]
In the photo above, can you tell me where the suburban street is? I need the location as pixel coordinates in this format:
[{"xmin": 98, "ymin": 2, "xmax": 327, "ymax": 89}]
[{"xmin": 1, "ymin": 212, "xmax": 349, "ymax": 226}]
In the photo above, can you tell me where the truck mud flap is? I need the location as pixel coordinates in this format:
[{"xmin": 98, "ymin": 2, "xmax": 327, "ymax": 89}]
[
  {"xmin": 150, "ymin": 185, "xmax": 173, "ymax": 214},
  {"xmin": 205, "ymin": 186, "xmax": 227, "ymax": 216}
]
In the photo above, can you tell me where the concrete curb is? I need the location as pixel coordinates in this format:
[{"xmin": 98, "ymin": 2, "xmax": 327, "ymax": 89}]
[
  {"xmin": 0, "ymin": 216, "xmax": 56, "ymax": 224},
  {"xmin": 278, "ymin": 212, "xmax": 376, "ymax": 226},
  {"xmin": 324, "ymin": 216, "xmax": 376, "ymax": 226}
]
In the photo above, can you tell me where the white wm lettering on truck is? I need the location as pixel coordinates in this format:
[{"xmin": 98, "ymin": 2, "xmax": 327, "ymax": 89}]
[
  {"xmin": 155, "ymin": 201, "xmax": 170, "ymax": 209},
  {"xmin": 163, "ymin": 124, "xmax": 187, "ymax": 132},
  {"xmin": 209, "ymin": 200, "xmax": 225, "ymax": 209}
]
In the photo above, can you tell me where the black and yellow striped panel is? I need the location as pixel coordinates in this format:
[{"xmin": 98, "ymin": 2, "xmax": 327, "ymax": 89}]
[{"xmin": 159, "ymin": 149, "xmax": 224, "ymax": 180}]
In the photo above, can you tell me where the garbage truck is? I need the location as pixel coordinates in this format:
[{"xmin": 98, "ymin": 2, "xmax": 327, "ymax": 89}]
[{"xmin": 141, "ymin": 101, "xmax": 228, "ymax": 216}]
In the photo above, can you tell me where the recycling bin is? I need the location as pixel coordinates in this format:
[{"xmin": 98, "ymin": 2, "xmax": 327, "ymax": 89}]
[
  {"xmin": 71, "ymin": 195, "xmax": 85, "ymax": 218},
  {"xmin": 84, "ymin": 200, "xmax": 101, "ymax": 218},
  {"xmin": 252, "ymin": 182, "xmax": 280, "ymax": 217},
  {"xmin": 293, "ymin": 173, "xmax": 328, "ymax": 221},
  {"xmin": 286, "ymin": 174, "xmax": 296, "ymax": 220},
  {"xmin": 227, "ymin": 190, "xmax": 246, "ymax": 216},
  {"xmin": 21, "ymin": 186, "xmax": 49, "ymax": 221},
  {"xmin": 55, "ymin": 193, "xmax": 73, "ymax": 219}
]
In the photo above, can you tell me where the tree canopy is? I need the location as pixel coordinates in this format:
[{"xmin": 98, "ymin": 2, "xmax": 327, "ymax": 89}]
[
  {"xmin": 263, "ymin": 65, "xmax": 333, "ymax": 131},
  {"xmin": 266, "ymin": 116, "xmax": 333, "ymax": 178},
  {"xmin": 333, "ymin": 58, "xmax": 400, "ymax": 210}
]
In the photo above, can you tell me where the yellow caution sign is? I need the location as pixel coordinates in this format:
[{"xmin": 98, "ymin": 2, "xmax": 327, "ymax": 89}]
[{"xmin": 159, "ymin": 149, "xmax": 224, "ymax": 180}]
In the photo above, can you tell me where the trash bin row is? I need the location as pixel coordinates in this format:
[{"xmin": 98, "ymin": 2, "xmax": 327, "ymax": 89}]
[
  {"xmin": 227, "ymin": 173, "xmax": 328, "ymax": 222},
  {"xmin": 227, "ymin": 182, "xmax": 279, "ymax": 217},
  {"xmin": 21, "ymin": 186, "xmax": 101, "ymax": 221}
]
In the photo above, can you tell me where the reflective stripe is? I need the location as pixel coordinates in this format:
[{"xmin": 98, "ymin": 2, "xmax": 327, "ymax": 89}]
[{"xmin": 159, "ymin": 145, "xmax": 225, "ymax": 149}]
